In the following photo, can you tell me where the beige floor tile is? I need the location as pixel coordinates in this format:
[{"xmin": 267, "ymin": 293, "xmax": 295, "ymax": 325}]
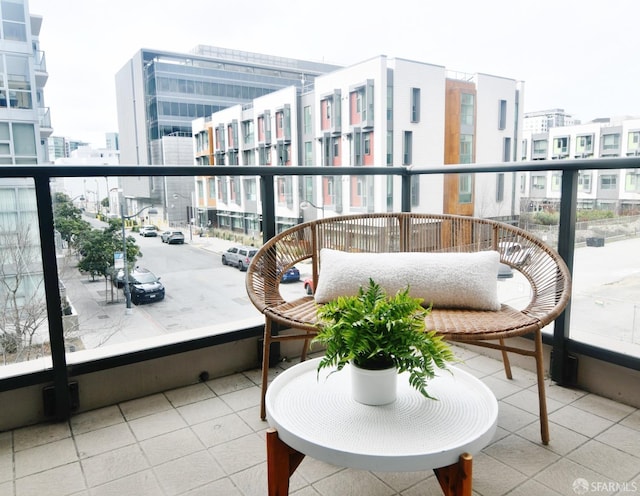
[
  {"xmin": 0, "ymin": 480, "xmax": 13, "ymax": 496},
  {"xmin": 572, "ymin": 393, "xmax": 636, "ymax": 422},
  {"xmin": 209, "ymin": 432, "xmax": 265, "ymax": 475},
  {"xmin": 89, "ymin": 469, "xmax": 162, "ymax": 496},
  {"xmin": 191, "ymin": 413, "xmax": 252, "ymax": 448},
  {"xmin": 13, "ymin": 422, "xmax": 70, "ymax": 451},
  {"xmin": 596, "ymin": 423, "xmax": 640, "ymax": 458},
  {"xmin": 118, "ymin": 393, "xmax": 172, "ymax": 421},
  {"xmin": 312, "ymin": 468, "xmax": 395, "ymax": 496},
  {"xmin": 620, "ymin": 409, "xmax": 640, "ymax": 431},
  {"xmin": 568, "ymin": 439, "xmax": 640, "ymax": 481},
  {"xmin": 154, "ymin": 450, "xmax": 225, "ymax": 496},
  {"xmin": 472, "ymin": 452, "xmax": 527, "ymax": 495},
  {"xmin": 73, "ymin": 422, "xmax": 136, "ymax": 458},
  {"xmin": 14, "ymin": 437, "xmax": 77, "ymax": 478},
  {"xmin": 139, "ymin": 427, "xmax": 204, "ymax": 466},
  {"xmin": 180, "ymin": 477, "xmax": 244, "ymax": 496},
  {"xmin": 219, "ymin": 385, "xmax": 261, "ymax": 411},
  {"xmin": 69, "ymin": 405, "xmax": 124, "ymax": 435},
  {"xmin": 164, "ymin": 382, "xmax": 215, "ymax": 407},
  {"xmin": 15, "ymin": 462, "xmax": 85, "ymax": 496},
  {"xmin": 207, "ymin": 372, "xmax": 256, "ymax": 395},
  {"xmin": 534, "ymin": 458, "xmax": 612, "ymax": 496},
  {"xmin": 550, "ymin": 405, "xmax": 614, "ymax": 438},
  {"xmin": 127, "ymin": 408, "xmax": 187, "ymax": 441},
  {"xmin": 517, "ymin": 421, "xmax": 589, "ymax": 456},
  {"xmin": 502, "ymin": 479, "xmax": 562, "ymax": 495},
  {"xmin": 81, "ymin": 444, "xmax": 149, "ymax": 488},
  {"xmin": 372, "ymin": 469, "xmax": 433, "ymax": 493},
  {"xmin": 296, "ymin": 457, "xmax": 344, "ymax": 484},
  {"xmin": 176, "ymin": 396, "xmax": 232, "ymax": 425},
  {"xmin": 483, "ymin": 434, "xmax": 560, "ymax": 476},
  {"xmin": 496, "ymin": 402, "xmax": 538, "ymax": 435}
]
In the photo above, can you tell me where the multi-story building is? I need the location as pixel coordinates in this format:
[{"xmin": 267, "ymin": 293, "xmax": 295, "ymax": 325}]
[
  {"xmin": 521, "ymin": 116, "xmax": 640, "ymax": 212},
  {"xmin": 193, "ymin": 55, "xmax": 524, "ymax": 233},
  {"xmin": 105, "ymin": 132, "xmax": 119, "ymax": 151},
  {"xmin": 522, "ymin": 108, "xmax": 578, "ymax": 134},
  {"xmin": 115, "ymin": 46, "xmax": 340, "ymax": 224}
]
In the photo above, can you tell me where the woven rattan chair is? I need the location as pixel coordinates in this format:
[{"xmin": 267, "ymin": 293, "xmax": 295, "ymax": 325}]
[{"xmin": 246, "ymin": 213, "xmax": 571, "ymax": 445}]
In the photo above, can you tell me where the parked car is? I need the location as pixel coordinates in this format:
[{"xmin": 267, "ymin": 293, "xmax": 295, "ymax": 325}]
[
  {"xmin": 303, "ymin": 278, "xmax": 314, "ymax": 295},
  {"xmin": 280, "ymin": 266, "xmax": 300, "ymax": 283},
  {"xmin": 139, "ymin": 225, "xmax": 158, "ymax": 237},
  {"xmin": 113, "ymin": 267, "xmax": 165, "ymax": 304},
  {"xmin": 161, "ymin": 230, "xmax": 185, "ymax": 244},
  {"xmin": 221, "ymin": 245, "xmax": 257, "ymax": 271}
]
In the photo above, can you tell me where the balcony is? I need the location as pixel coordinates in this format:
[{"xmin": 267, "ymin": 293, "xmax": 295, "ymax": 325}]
[{"xmin": 0, "ymin": 159, "xmax": 639, "ymax": 494}]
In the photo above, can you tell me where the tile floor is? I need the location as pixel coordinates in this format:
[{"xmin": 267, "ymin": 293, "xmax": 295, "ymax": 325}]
[{"xmin": 1, "ymin": 346, "xmax": 639, "ymax": 496}]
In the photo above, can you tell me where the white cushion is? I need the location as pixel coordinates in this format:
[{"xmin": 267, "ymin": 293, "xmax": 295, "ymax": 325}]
[{"xmin": 314, "ymin": 249, "xmax": 501, "ymax": 311}]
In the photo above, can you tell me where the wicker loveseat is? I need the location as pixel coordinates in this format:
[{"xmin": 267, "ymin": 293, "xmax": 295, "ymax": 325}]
[{"xmin": 246, "ymin": 213, "xmax": 571, "ymax": 445}]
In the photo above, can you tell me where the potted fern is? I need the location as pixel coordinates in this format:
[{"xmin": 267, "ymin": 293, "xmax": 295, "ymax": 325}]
[{"xmin": 312, "ymin": 279, "xmax": 456, "ymax": 405}]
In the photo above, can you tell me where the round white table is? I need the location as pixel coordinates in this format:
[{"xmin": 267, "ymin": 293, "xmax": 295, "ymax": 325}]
[{"xmin": 265, "ymin": 358, "xmax": 498, "ymax": 496}]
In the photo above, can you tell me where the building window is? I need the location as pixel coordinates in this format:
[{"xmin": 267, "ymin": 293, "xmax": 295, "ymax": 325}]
[
  {"xmin": 411, "ymin": 175, "xmax": 420, "ymax": 206},
  {"xmin": 386, "ymin": 131, "xmax": 393, "ymax": 165},
  {"xmin": 532, "ymin": 175, "xmax": 546, "ymax": 190},
  {"xmin": 627, "ymin": 131, "xmax": 640, "ymax": 155},
  {"xmin": 459, "ymin": 134, "xmax": 473, "ymax": 164},
  {"xmin": 551, "ymin": 173, "xmax": 562, "ymax": 191},
  {"xmin": 333, "ymin": 140, "xmax": 339, "ymax": 157},
  {"xmin": 503, "ymin": 137, "xmax": 511, "ymax": 162},
  {"xmin": 1, "ymin": 0, "xmax": 27, "ymax": 42},
  {"xmin": 521, "ymin": 139, "xmax": 528, "ymax": 160},
  {"xmin": 460, "ymin": 93, "xmax": 474, "ymax": 126},
  {"xmin": 553, "ymin": 136, "xmax": 569, "ymax": 156},
  {"xmin": 364, "ymin": 133, "xmax": 371, "ymax": 155},
  {"xmin": 459, "ymin": 174, "xmax": 472, "ymax": 203},
  {"xmin": 303, "ymin": 106, "xmax": 312, "ymax": 134},
  {"xmin": 625, "ymin": 172, "xmax": 640, "ymax": 192},
  {"xmin": 576, "ymin": 134, "xmax": 593, "ymax": 155},
  {"xmin": 496, "ymin": 173, "xmax": 504, "ymax": 202},
  {"xmin": 410, "ymin": 87, "xmax": 420, "ymax": 123},
  {"xmin": 532, "ymin": 139, "xmax": 548, "ymax": 157},
  {"xmin": 304, "ymin": 141, "xmax": 312, "ymax": 165},
  {"xmin": 5, "ymin": 55, "xmax": 32, "ymax": 109},
  {"xmin": 403, "ymin": 131, "xmax": 412, "ymax": 165},
  {"xmin": 498, "ymin": 99, "xmax": 507, "ymax": 130},
  {"xmin": 601, "ymin": 133, "xmax": 620, "ymax": 154},
  {"xmin": 600, "ymin": 174, "xmax": 617, "ymax": 190},
  {"xmin": 578, "ymin": 172, "xmax": 592, "ymax": 192},
  {"xmin": 242, "ymin": 120, "xmax": 254, "ymax": 145},
  {"xmin": 519, "ymin": 174, "xmax": 526, "ymax": 193},
  {"xmin": 208, "ymin": 178, "xmax": 215, "ymax": 199}
]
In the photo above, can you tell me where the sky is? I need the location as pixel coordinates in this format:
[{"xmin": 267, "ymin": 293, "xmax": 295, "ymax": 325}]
[{"xmin": 29, "ymin": 0, "xmax": 640, "ymax": 148}]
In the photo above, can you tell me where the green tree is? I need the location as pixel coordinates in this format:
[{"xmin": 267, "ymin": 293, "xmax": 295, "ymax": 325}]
[
  {"xmin": 77, "ymin": 219, "xmax": 142, "ymax": 281},
  {"xmin": 53, "ymin": 192, "xmax": 91, "ymax": 249}
]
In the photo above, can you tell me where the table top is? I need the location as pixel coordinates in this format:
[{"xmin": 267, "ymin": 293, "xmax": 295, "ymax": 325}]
[{"xmin": 266, "ymin": 358, "xmax": 498, "ymax": 472}]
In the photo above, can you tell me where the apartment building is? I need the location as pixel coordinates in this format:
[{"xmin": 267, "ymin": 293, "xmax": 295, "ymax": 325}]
[
  {"xmin": 115, "ymin": 46, "xmax": 339, "ymax": 224},
  {"xmin": 522, "ymin": 116, "xmax": 640, "ymax": 212},
  {"xmin": 522, "ymin": 108, "xmax": 578, "ymax": 134},
  {"xmin": 193, "ymin": 55, "xmax": 524, "ymax": 233}
]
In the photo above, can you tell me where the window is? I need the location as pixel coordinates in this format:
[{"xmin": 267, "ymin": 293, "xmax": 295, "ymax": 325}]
[
  {"xmin": 208, "ymin": 178, "xmax": 215, "ymax": 199},
  {"xmin": 577, "ymin": 135, "xmax": 593, "ymax": 153},
  {"xmin": 411, "ymin": 175, "xmax": 420, "ymax": 206},
  {"xmin": 460, "ymin": 94, "xmax": 474, "ymax": 126},
  {"xmin": 459, "ymin": 134, "xmax": 473, "ymax": 164},
  {"xmin": 459, "ymin": 174, "xmax": 472, "ymax": 203},
  {"xmin": 551, "ymin": 173, "xmax": 562, "ymax": 191},
  {"xmin": 386, "ymin": 131, "xmax": 393, "ymax": 166},
  {"xmin": 498, "ymin": 99, "xmax": 507, "ymax": 130},
  {"xmin": 244, "ymin": 178, "xmax": 256, "ymax": 201},
  {"xmin": 364, "ymin": 133, "xmax": 370, "ymax": 155},
  {"xmin": 242, "ymin": 120, "xmax": 254, "ymax": 145},
  {"xmin": 628, "ymin": 131, "xmax": 640, "ymax": 155},
  {"xmin": 521, "ymin": 139, "xmax": 528, "ymax": 160},
  {"xmin": 553, "ymin": 136, "xmax": 569, "ymax": 156},
  {"xmin": 333, "ymin": 140, "xmax": 339, "ymax": 157},
  {"xmin": 578, "ymin": 172, "xmax": 592, "ymax": 192},
  {"xmin": 626, "ymin": 172, "xmax": 640, "ymax": 192},
  {"xmin": 532, "ymin": 139, "xmax": 548, "ymax": 157},
  {"xmin": 602, "ymin": 134, "xmax": 620, "ymax": 150},
  {"xmin": 503, "ymin": 137, "xmax": 511, "ymax": 162},
  {"xmin": 2, "ymin": 0, "xmax": 26, "ymax": 41},
  {"xmin": 403, "ymin": 131, "xmax": 412, "ymax": 165},
  {"xmin": 303, "ymin": 106, "xmax": 312, "ymax": 134},
  {"xmin": 6, "ymin": 55, "xmax": 31, "ymax": 109},
  {"xmin": 304, "ymin": 141, "xmax": 312, "ymax": 165},
  {"xmin": 496, "ymin": 173, "xmax": 504, "ymax": 202},
  {"xmin": 410, "ymin": 88, "xmax": 420, "ymax": 123},
  {"xmin": 532, "ymin": 175, "xmax": 546, "ymax": 190},
  {"xmin": 600, "ymin": 174, "xmax": 617, "ymax": 190}
]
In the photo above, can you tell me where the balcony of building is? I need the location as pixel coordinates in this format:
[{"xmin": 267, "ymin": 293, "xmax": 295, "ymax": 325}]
[{"xmin": 0, "ymin": 159, "xmax": 639, "ymax": 495}]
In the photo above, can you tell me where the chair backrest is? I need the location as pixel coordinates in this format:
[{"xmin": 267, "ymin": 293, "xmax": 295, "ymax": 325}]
[{"xmin": 246, "ymin": 213, "xmax": 571, "ymax": 327}]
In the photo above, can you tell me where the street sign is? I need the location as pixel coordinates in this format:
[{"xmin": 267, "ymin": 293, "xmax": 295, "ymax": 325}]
[{"xmin": 114, "ymin": 251, "xmax": 124, "ymax": 269}]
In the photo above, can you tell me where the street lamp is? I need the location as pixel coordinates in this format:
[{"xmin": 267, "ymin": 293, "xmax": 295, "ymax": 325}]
[
  {"xmin": 300, "ymin": 200, "xmax": 324, "ymax": 218},
  {"xmin": 172, "ymin": 192, "xmax": 195, "ymax": 240},
  {"xmin": 120, "ymin": 201, "xmax": 158, "ymax": 314}
]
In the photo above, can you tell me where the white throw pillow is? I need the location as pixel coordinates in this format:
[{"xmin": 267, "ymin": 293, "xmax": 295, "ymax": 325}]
[{"xmin": 314, "ymin": 249, "xmax": 501, "ymax": 311}]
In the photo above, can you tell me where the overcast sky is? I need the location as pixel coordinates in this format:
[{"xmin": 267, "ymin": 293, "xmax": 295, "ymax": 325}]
[{"xmin": 29, "ymin": 0, "xmax": 640, "ymax": 148}]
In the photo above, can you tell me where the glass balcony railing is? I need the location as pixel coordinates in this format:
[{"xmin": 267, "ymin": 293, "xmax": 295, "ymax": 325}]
[{"xmin": 0, "ymin": 157, "xmax": 639, "ymax": 426}]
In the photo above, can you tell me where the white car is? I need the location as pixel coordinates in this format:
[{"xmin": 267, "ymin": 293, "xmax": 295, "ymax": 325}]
[{"xmin": 139, "ymin": 225, "xmax": 158, "ymax": 237}]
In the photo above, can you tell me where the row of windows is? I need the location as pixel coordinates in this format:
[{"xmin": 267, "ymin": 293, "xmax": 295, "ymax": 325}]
[
  {"xmin": 0, "ymin": 121, "xmax": 36, "ymax": 164},
  {"xmin": 530, "ymin": 172, "xmax": 640, "ymax": 193},
  {"xmin": 153, "ymin": 76, "xmax": 274, "ymax": 101},
  {"xmin": 0, "ymin": 54, "xmax": 31, "ymax": 109},
  {"xmin": 526, "ymin": 131, "xmax": 640, "ymax": 159}
]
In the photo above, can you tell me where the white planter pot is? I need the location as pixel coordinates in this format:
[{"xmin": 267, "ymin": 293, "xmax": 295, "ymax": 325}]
[{"xmin": 350, "ymin": 363, "xmax": 398, "ymax": 405}]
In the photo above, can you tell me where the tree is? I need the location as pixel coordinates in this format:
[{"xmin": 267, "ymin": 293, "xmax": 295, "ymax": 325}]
[
  {"xmin": 76, "ymin": 218, "xmax": 142, "ymax": 281},
  {"xmin": 53, "ymin": 192, "xmax": 91, "ymax": 250},
  {"xmin": 0, "ymin": 224, "xmax": 47, "ymax": 363}
]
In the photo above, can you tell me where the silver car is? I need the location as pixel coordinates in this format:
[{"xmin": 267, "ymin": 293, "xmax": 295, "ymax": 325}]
[{"xmin": 222, "ymin": 245, "xmax": 257, "ymax": 271}]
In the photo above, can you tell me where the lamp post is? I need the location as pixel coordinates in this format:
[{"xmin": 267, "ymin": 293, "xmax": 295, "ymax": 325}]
[
  {"xmin": 120, "ymin": 200, "xmax": 157, "ymax": 314},
  {"xmin": 172, "ymin": 192, "xmax": 195, "ymax": 240},
  {"xmin": 300, "ymin": 200, "xmax": 324, "ymax": 219}
]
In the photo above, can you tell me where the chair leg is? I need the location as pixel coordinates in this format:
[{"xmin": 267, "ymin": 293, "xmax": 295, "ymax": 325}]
[
  {"xmin": 499, "ymin": 338, "xmax": 513, "ymax": 380},
  {"xmin": 260, "ymin": 319, "xmax": 273, "ymax": 421},
  {"xmin": 300, "ymin": 337, "xmax": 310, "ymax": 361},
  {"xmin": 533, "ymin": 330, "xmax": 550, "ymax": 445}
]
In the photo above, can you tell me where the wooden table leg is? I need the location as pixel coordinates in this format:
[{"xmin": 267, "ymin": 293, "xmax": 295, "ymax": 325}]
[
  {"xmin": 434, "ymin": 453, "xmax": 473, "ymax": 496},
  {"xmin": 266, "ymin": 428, "xmax": 306, "ymax": 496}
]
